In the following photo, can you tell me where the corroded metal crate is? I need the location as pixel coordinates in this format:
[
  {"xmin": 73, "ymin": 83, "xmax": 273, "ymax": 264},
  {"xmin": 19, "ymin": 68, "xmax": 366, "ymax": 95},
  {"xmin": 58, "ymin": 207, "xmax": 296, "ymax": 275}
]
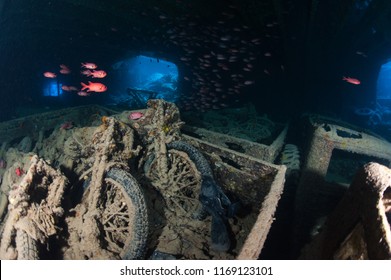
[
  {"xmin": 181, "ymin": 106, "xmax": 288, "ymax": 163},
  {"xmin": 300, "ymin": 163, "xmax": 391, "ymax": 259},
  {"xmin": 119, "ymin": 104, "xmax": 287, "ymax": 259},
  {"xmin": 0, "ymin": 105, "xmax": 117, "ymax": 144},
  {"xmin": 181, "ymin": 124, "xmax": 288, "ymax": 163},
  {"xmin": 293, "ymin": 114, "xmax": 391, "ymax": 255},
  {"xmin": 182, "ymin": 135, "xmax": 286, "ymax": 259}
]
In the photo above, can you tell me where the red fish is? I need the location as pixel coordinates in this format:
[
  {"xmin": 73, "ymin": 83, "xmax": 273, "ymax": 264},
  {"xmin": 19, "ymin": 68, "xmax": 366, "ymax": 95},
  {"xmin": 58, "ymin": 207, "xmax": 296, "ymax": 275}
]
[
  {"xmin": 59, "ymin": 64, "xmax": 71, "ymax": 74},
  {"xmin": 342, "ymin": 76, "xmax": 361, "ymax": 85},
  {"xmin": 43, "ymin": 72, "xmax": 56, "ymax": 78},
  {"xmin": 81, "ymin": 70, "xmax": 92, "ymax": 76},
  {"xmin": 62, "ymin": 85, "xmax": 78, "ymax": 92},
  {"xmin": 77, "ymin": 91, "xmax": 90, "ymax": 96},
  {"xmin": 60, "ymin": 68, "xmax": 71, "ymax": 74},
  {"xmin": 68, "ymin": 86, "xmax": 79, "ymax": 91},
  {"xmin": 60, "ymin": 121, "xmax": 74, "ymax": 130},
  {"xmin": 62, "ymin": 85, "xmax": 71, "ymax": 91},
  {"xmin": 82, "ymin": 70, "xmax": 107, "ymax": 78},
  {"xmin": 81, "ymin": 62, "xmax": 98, "ymax": 69},
  {"xmin": 128, "ymin": 112, "xmax": 144, "ymax": 120},
  {"xmin": 80, "ymin": 81, "xmax": 107, "ymax": 92},
  {"xmin": 15, "ymin": 167, "xmax": 24, "ymax": 177}
]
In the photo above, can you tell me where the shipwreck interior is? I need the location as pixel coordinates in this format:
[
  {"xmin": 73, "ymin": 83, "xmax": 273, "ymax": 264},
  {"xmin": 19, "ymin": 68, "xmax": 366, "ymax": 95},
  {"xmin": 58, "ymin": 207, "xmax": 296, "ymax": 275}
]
[
  {"xmin": 0, "ymin": 0, "xmax": 391, "ymax": 260},
  {"xmin": 0, "ymin": 0, "xmax": 391, "ymax": 123}
]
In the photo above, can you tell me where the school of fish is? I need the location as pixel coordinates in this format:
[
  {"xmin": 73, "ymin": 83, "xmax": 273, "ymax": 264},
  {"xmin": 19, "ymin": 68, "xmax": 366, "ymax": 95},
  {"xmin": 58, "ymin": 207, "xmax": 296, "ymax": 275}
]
[{"xmin": 41, "ymin": 2, "xmax": 363, "ymax": 109}]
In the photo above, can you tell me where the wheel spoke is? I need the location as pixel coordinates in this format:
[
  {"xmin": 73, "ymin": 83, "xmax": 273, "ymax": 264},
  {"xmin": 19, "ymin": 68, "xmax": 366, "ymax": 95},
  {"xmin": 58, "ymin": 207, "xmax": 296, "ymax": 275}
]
[
  {"xmin": 145, "ymin": 149, "xmax": 202, "ymax": 218},
  {"xmin": 99, "ymin": 178, "xmax": 136, "ymax": 254}
]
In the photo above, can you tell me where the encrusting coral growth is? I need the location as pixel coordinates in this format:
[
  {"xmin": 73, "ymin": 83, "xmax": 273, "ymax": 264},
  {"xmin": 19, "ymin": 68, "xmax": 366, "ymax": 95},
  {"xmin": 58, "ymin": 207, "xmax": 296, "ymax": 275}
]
[
  {"xmin": 137, "ymin": 99, "xmax": 235, "ymax": 253},
  {"xmin": 0, "ymin": 155, "xmax": 68, "ymax": 259},
  {"xmin": 63, "ymin": 117, "xmax": 147, "ymax": 260},
  {"xmin": 139, "ymin": 100, "xmax": 201, "ymax": 214},
  {"xmin": 0, "ymin": 99, "xmax": 281, "ymax": 260},
  {"xmin": 183, "ymin": 104, "xmax": 276, "ymax": 142},
  {"xmin": 167, "ymin": 141, "xmax": 234, "ymax": 251}
]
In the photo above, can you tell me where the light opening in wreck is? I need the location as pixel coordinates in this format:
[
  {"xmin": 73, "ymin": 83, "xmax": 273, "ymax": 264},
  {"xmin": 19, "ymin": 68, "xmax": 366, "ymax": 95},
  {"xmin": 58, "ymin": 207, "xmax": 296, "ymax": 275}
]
[
  {"xmin": 376, "ymin": 60, "xmax": 391, "ymax": 101},
  {"xmin": 109, "ymin": 55, "xmax": 179, "ymax": 108},
  {"xmin": 43, "ymin": 80, "xmax": 62, "ymax": 97}
]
